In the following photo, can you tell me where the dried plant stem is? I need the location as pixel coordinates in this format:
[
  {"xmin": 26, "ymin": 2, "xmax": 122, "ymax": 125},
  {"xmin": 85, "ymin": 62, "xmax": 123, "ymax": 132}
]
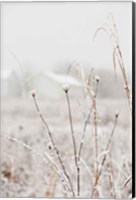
[
  {"xmin": 78, "ymin": 105, "xmax": 93, "ymax": 160},
  {"xmin": 107, "ymin": 154, "xmax": 116, "ymax": 198},
  {"xmin": 32, "ymin": 95, "xmax": 75, "ymax": 197},
  {"xmin": 115, "ymin": 175, "xmax": 132, "ymax": 192},
  {"xmin": 113, "ymin": 47, "xmax": 118, "ymax": 79},
  {"xmin": 93, "ymin": 95, "xmax": 99, "ymax": 185},
  {"xmin": 80, "ymin": 157, "xmax": 93, "ymax": 181},
  {"xmin": 98, "ymin": 115, "xmax": 118, "ymax": 178},
  {"xmin": 78, "ymin": 80, "xmax": 99, "ymax": 166},
  {"xmin": 95, "ymin": 78, "xmax": 100, "ymax": 96},
  {"xmin": 63, "ymin": 153, "xmax": 94, "ymax": 184},
  {"xmin": 77, "ymin": 80, "xmax": 99, "ymax": 196},
  {"xmin": 115, "ymin": 46, "xmax": 131, "ymax": 111},
  {"xmin": 2, "ymin": 134, "xmax": 69, "ymax": 194},
  {"xmin": 107, "ymin": 162, "xmax": 113, "ymax": 197},
  {"xmin": 91, "ymin": 115, "xmax": 118, "ymax": 198},
  {"xmin": 76, "ymin": 105, "xmax": 92, "ymax": 197},
  {"xmin": 121, "ymin": 175, "xmax": 132, "ymax": 190},
  {"xmin": 94, "ymin": 14, "xmax": 132, "ymax": 111},
  {"xmin": 93, "ymin": 82, "xmax": 98, "ymax": 185},
  {"xmin": 65, "ymin": 92, "xmax": 77, "ymax": 164},
  {"xmin": 65, "ymin": 91, "xmax": 79, "ymax": 196}
]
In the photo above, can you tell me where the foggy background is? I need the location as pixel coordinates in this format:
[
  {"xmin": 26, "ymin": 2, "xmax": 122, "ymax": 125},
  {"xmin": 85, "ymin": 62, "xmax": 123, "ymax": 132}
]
[
  {"xmin": 1, "ymin": 2, "xmax": 132, "ymax": 99},
  {"xmin": 1, "ymin": 3, "xmax": 132, "ymax": 198}
]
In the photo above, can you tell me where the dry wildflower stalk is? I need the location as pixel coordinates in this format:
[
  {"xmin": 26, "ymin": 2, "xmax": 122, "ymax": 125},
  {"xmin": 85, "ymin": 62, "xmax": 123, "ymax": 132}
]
[
  {"xmin": 61, "ymin": 152, "xmax": 93, "ymax": 184},
  {"xmin": 107, "ymin": 154, "xmax": 116, "ymax": 198},
  {"xmin": 31, "ymin": 92, "xmax": 75, "ymax": 197},
  {"xmin": 98, "ymin": 113, "xmax": 119, "ymax": 179},
  {"xmin": 78, "ymin": 74, "xmax": 100, "ymax": 162},
  {"xmin": 63, "ymin": 86, "xmax": 80, "ymax": 196},
  {"xmin": 114, "ymin": 175, "xmax": 132, "ymax": 198},
  {"xmin": 93, "ymin": 13, "xmax": 132, "ymax": 111},
  {"xmin": 87, "ymin": 74, "xmax": 100, "ymax": 186},
  {"xmin": 77, "ymin": 114, "xmax": 89, "ymax": 196},
  {"xmin": 115, "ymin": 49, "xmax": 132, "ymax": 110},
  {"xmin": 78, "ymin": 105, "xmax": 93, "ymax": 160},
  {"xmin": 78, "ymin": 70, "xmax": 100, "ymax": 198},
  {"xmin": 92, "ymin": 94, "xmax": 99, "ymax": 186},
  {"xmin": 123, "ymin": 175, "xmax": 132, "ymax": 188},
  {"xmin": 91, "ymin": 113, "xmax": 119, "ymax": 198},
  {"xmin": 76, "ymin": 70, "xmax": 99, "ymax": 196},
  {"xmin": 77, "ymin": 71, "xmax": 100, "ymax": 196},
  {"xmin": 1, "ymin": 134, "xmax": 70, "ymax": 194},
  {"xmin": 86, "ymin": 69, "xmax": 95, "ymax": 94}
]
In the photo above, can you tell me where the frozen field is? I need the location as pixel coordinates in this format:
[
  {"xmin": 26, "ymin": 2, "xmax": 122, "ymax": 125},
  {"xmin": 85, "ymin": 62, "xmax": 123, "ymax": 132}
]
[{"xmin": 1, "ymin": 96, "xmax": 132, "ymax": 198}]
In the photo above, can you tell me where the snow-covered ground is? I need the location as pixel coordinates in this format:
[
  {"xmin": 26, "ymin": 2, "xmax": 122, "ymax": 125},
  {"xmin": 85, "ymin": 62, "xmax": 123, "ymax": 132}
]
[{"xmin": 1, "ymin": 96, "xmax": 132, "ymax": 198}]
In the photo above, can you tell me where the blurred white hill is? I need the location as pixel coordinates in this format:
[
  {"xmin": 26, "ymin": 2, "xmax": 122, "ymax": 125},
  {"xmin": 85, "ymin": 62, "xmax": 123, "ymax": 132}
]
[
  {"xmin": 1, "ymin": 67, "xmax": 83, "ymax": 99},
  {"xmin": 44, "ymin": 71, "xmax": 82, "ymax": 87},
  {"xmin": 1, "ymin": 48, "xmax": 130, "ymax": 100}
]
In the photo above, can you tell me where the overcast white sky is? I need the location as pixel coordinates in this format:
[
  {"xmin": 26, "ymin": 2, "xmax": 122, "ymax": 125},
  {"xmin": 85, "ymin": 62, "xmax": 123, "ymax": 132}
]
[{"xmin": 1, "ymin": 2, "xmax": 132, "ymax": 75}]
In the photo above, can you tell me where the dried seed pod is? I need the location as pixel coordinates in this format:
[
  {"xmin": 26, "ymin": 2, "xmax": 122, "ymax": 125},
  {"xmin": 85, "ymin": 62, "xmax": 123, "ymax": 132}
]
[
  {"xmin": 115, "ymin": 110, "xmax": 119, "ymax": 118},
  {"xmin": 47, "ymin": 142, "xmax": 52, "ymax": 151},
  {"xmin": 95, "ymin": 75, "xmax": 100, "ymax": 82},
  {"xmin": 31, "ymin": 89, "xmax": 36, "ymax": 97},
  {"xmin": 62, "ymin": 84, "xmax": 70, "ymax": 93}
]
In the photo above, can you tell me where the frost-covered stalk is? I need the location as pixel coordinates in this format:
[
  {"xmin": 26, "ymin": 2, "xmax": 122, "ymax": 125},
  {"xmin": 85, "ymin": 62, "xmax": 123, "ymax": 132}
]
[
  {"xmin": 2, "ymin": 134, "xmax": 69, "ymax": 195},
  {"xmin": 93, "ymin": 94, "xmax": 99, "ymax": 186},
  {"xmin": 31, "ymin": 90, "xmax": 75, "ymax": 197},
  {"xmin": 107, "ymin": 154, "xmax": 116, "ymax": 198},
  {"xmin": 91, "ymin": 112, "xmax": 119, "ymax": 198},
  {"xmin": 63, "ymin": 84, "xmax": 79, "ymax": 196},
  {"xmin": 94, "ymin": 14, "xmax": 132, "ymax": 111}
]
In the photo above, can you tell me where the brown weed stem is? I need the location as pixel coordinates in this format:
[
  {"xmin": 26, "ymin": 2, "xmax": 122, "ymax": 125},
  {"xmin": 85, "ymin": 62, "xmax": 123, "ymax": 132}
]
[
  {"xmin": 91, "ymin": 114, "xmax": 118, "ymax": 197},
  {"xmin": 32, "ymin": 94, "xmax": 75, "ymax": 197},
  {"xmin": 65, "ymin": 91, "xmax": 79, "ymax": 196}
]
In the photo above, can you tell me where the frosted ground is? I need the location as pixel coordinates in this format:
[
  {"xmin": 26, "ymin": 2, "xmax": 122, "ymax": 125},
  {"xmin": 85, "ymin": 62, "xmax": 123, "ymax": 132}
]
[{"xmin": 1, "ymin": 94, "xmax": 132, "ymax": 198}]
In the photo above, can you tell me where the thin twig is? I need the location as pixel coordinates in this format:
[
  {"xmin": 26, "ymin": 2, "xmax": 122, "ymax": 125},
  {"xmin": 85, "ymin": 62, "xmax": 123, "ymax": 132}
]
[
  {"xmin": 77, "ymin": 78, "xmax": 99, "ymax": 196},
  {"xmin": 122, "ymin": 176, "xmax": 132, "ymax": 189},
  {"xmin": 94, "ymin": 14, "xmax": 132, "ymax": 111},
  {"xmin": 93, "ymin": 95, "xmax": 99, "ymax": 185},
  {"xmin": 78, "ymin": 105, "xmax": 93, "ymax": 160},
  {"xmin": 32, "ymin": 93, "xmax": 75, "ymax": 197},
  {"xmin": 65, "ymin": 91, "xmax": 79, "ymax": 196},
  {"xmin": 115, "ymin": 47, "xmax": 132, "ymax": 111},
  {"xmin": 107, "ymin": 153, "xmax": 116, "ymax": 198},
  {"xmin": 78, "ymin": 77, "xmax": 99, "ymax": 161},
  {"xmin": 99, "ymin": 114, "xmax": 118, "ymax": 177},
  {"xmin": 91, "ymin": 114, "xmax": 119, "ymax": 198},
  {"xmin": 1, "ymin": 134, "xmax": 69, "ymax": 194},
  {"xmin": 65, "ymin": 92, "xmax": 77, "ymax": 165}
]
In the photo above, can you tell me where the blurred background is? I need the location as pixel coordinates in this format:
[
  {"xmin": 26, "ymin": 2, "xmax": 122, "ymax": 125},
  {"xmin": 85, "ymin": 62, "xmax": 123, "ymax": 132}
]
[
  {"xmin": 1, "ymin": 2, "xmax": 132, "ymax": 198},
  {"xmin": 1, "ymin": 2, "xmax": 132, "ymax": 99}
]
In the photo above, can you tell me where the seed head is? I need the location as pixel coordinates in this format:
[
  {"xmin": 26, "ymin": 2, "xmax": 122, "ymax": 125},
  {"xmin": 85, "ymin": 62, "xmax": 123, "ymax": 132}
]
[
  {"xmin": 31, "ymin": 89, "xmax": 36, "ymax": 97},
  {"xmin": 95, "ymin": 75, "xmax": 100, "ymax": 82},
  {"xmin": 115, "ymin": 110, "xmax": 119, "ymax": 118},
  {"xmin": 62, "ymin": 84, "xmax": 70, "ymax": 93},
  {"xmin": 47, "ymin": 142, "xmax": 52, "ymax": 151}
]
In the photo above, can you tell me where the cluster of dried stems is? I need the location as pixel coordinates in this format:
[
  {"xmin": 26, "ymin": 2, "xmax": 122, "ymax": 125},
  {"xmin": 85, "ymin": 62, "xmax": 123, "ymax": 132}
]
[
  {"xmin": 93, "ymin": 13, "xmax": 132, "ymax": 112},
  {"xmin": 2, "ymin": 14, "xmax": 132, "ymax": 198}
]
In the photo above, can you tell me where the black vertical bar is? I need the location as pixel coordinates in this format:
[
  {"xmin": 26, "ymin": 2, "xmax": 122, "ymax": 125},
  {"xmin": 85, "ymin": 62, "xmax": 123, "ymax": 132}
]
[{"xmin": 132, "ymin": 1, "xmax": 135, "ymax": 199}]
